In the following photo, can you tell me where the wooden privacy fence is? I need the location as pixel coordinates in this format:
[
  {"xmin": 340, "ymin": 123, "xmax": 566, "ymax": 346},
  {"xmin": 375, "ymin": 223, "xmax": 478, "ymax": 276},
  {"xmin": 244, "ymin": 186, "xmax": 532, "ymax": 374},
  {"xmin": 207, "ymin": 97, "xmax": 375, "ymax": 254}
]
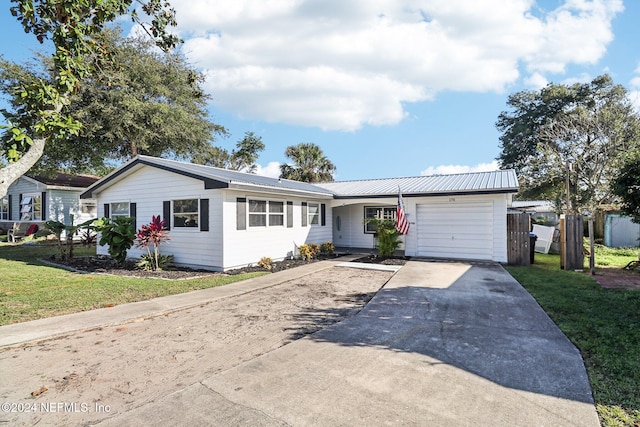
[
  {"xmin": 560, "ymin": 214, "xmax": 584, "ymax": 270},
  {"xmin": 507, "ymin": 212, "xmax": 531, "ymax": 266}
]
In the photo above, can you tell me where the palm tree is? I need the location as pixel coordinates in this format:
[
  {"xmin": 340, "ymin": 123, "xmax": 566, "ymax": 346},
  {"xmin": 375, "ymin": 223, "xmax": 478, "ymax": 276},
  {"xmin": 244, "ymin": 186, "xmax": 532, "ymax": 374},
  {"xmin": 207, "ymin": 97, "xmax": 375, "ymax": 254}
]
[{"xmin": 279, "ymin": 143, "xmax": 336, "ymax": 182}]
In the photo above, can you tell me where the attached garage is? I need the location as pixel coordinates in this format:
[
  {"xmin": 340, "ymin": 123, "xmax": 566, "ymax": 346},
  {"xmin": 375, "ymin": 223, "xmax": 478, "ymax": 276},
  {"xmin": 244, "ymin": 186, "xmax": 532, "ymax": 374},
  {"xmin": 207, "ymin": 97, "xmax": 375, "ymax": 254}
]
[
  {"xmin": 320, "ymin": 170, "xmax": 518, "ymax": 263},
  {"xmin": 416, "ymin": 201, "xmax": 494, "ymax": 260}
]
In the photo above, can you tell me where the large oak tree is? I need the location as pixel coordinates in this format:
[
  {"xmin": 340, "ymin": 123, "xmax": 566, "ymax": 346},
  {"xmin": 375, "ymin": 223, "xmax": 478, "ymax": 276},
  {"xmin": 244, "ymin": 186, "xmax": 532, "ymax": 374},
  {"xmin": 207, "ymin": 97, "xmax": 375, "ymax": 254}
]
[
  {"xmin": 0, "ymin": 0, "xmax": 181, "ymax": 196},
  {"xmin": 2, "ymin": 29, "xmax": 227, "ymax": 175},
  {"xmin": 496, "ymin": 74, "xmax": 640, "ymax": 213}
]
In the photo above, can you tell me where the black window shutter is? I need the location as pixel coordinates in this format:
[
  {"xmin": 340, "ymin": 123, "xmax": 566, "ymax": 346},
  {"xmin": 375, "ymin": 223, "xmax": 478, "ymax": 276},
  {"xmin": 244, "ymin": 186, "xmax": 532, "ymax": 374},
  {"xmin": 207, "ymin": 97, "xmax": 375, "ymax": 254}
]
[
  {"xmin": 41, "ymin": 192, "xmax": 47, "ymax": 220},
  {"xmin": 130, "ymin": 203, "xmax": 137, "ymax": 230},
  {"xmin": 8, "ymin": 195, "xmax": 12, "ymax": 220},
  {"xmin": 286, "ymin": 201, "xmax": 293, "ymax": 228},
  {"xmin": 321, "ymin": 203, "xmax": 326, "ymax": 226},
  {"xmin": 301, "ymin": 202, "xmax": 308, "ymax": 227},
  {"xmin": 163, "ymin": 201, "xmax": 171, "ymax": 230},
  {"xmin": 236, "ymin": 198, "xmax": 246, "ymax": 230},
  {"xmin": 104, "ymin": 203, "xmax": 110, "ymax": 218},
  {"xmin": 200, "ymin": 199, "xmax": 209, "ymax": 231}
]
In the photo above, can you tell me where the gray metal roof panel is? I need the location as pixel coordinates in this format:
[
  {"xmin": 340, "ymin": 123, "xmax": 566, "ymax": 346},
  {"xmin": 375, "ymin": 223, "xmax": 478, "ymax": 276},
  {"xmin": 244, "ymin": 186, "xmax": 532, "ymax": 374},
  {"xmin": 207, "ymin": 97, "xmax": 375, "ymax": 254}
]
[{"xmin": 317, "ymin": 170, "xmax": 518, "ymax": 196}]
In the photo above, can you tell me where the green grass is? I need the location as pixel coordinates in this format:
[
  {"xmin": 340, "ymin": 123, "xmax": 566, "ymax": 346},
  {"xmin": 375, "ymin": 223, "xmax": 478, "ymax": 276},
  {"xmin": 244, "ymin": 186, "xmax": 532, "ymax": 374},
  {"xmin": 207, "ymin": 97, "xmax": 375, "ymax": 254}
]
[
  {"xmin": 0, "ymin": 242, "xmax": 267, "ymax": 326},
  {"xmin": 591, "ymin": 244, "xmax": 638, "ymax": 267},
  {"xmin": 506, "ymin": 252, "xmax": 640, "ymax": 427}
]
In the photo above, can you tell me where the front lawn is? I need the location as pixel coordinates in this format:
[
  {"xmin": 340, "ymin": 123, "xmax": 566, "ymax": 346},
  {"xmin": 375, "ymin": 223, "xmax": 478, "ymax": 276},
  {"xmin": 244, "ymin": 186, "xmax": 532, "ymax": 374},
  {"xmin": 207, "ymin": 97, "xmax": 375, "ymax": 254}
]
[
  {"xmin": 0, "ymin": 242, "xmax": 267, "ymax": 326},
  {"xmin": 506, "ymin": 251, "xmax": 640, "ymax": 427}
]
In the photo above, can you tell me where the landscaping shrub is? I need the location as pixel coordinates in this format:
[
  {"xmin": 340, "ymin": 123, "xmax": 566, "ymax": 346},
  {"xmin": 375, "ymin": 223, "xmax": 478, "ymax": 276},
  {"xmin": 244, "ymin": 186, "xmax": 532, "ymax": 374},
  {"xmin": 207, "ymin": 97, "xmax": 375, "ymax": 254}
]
[
  {"xmin": 258, "ymin": 256, "xmax": 274, "ymax": 270},
  {"xmin": 320, "ymin": 241, "xmax": 335, "ymax": 255},
  {"xmin": 135, "ymin": 215, "xmax": 171, "ymax": 271},
  {"xmin": 365, "ymin": 218, "xmax": 402, "ymax": 257},
  {"xmin": 93, "ymin": 216, "xmax": 136, "ymax": 265},
  {"xmin": 298, "ymin": 244, "xmax": 320, "ymax": 261}
]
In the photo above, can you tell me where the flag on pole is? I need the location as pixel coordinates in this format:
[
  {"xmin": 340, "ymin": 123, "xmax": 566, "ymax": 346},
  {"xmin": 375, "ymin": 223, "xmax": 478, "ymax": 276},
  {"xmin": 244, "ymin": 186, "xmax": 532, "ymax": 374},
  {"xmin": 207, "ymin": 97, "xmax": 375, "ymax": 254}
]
[{"xmin": 396, "ymin": 188, "xmax": 409, "ymax": 235}]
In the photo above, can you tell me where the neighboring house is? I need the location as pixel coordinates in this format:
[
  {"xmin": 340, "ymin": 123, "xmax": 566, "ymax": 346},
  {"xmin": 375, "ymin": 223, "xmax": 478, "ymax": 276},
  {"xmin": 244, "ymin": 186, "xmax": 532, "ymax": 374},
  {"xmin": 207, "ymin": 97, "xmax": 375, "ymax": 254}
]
[
  {"xmin": 1, "ymin": 173, "xmax": 99, "ymax": 237},
  {"xmin": 81, "ymin": 155, "xmax": 519, "ymax": 271}
]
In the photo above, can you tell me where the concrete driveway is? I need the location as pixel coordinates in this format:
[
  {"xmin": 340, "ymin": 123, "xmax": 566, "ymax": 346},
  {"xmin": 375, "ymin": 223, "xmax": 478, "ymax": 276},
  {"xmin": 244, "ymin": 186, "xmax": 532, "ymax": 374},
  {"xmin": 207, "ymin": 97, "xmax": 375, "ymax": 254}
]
[{"xmin": 99, "ymin": 260, "xmax": 599, "ymax": 426}]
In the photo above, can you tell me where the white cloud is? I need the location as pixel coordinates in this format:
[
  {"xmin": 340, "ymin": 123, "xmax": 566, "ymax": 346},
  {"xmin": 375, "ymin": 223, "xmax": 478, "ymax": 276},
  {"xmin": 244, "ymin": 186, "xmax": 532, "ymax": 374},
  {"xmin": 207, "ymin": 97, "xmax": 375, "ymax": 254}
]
[
  {"xmin": 170, "ymin": 0, "xmax": 623, "ymax": 130},
  {"xmin": 420, "ymin": 161, "xmax": 500, "ymax": 176},
  {"xmin": 524, "ymin": 72, "xmax": 548, "ymax": 89},
  {"xmin": 255, "ymin": 161, "xmax": 282, "ymax": 178},
  {"xmin": 629, "ymin": 66, "xmax": 640, "ymax": 114}
]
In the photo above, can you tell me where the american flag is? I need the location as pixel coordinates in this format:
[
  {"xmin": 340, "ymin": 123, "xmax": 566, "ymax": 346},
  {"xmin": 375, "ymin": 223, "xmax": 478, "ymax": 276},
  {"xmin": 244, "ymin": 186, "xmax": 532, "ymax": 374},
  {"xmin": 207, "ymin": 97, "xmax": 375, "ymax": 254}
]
[{"xmin": 396, "ymin": 190, "xmax": 409, "ymax": 235}]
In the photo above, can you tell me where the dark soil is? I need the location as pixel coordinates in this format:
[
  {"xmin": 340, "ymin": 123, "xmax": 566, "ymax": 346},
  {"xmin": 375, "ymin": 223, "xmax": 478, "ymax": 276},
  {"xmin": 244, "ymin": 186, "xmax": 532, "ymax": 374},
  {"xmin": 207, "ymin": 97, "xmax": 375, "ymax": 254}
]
[
  {"xmin": 47, "ymin": 253, "xmax": 342, "ymax": 280},
  {"xmin": 352, "ymin": 255, "xmax": 408, "ymax": 266}
]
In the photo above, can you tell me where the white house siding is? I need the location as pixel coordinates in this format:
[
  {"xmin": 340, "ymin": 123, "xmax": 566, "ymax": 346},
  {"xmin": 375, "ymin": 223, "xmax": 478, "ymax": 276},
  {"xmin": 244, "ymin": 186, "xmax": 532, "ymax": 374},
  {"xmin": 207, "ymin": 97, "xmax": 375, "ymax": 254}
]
[
  {"xmin": 221, "ymin": 190, "xmax": 333, "ymax": 270},
  {"xmin": 332, "ymin": 194, "xmax": 508, "ymax": 263},
  {"xmin": 330, "ymin": 199, "xmax": 405, "ymax": 250},
  {"xmin": 95, "ymin": 166, "xmax": 224, "ymax": 270},
  {"xmin": 48, "ymin": 189, "xmax": 81, "ymax": 224},
  {"xmin": 6, "ymin": 177, "xmax": 43, "ymax": 221}
]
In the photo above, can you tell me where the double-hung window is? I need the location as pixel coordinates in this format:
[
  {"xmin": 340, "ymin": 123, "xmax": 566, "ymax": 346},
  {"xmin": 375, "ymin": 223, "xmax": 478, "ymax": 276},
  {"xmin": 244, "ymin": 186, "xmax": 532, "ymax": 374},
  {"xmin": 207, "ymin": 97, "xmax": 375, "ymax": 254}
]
[
  {"xmin": 364, "ymin": 206, "xmax": 396, "ymax": 234},
  {"xmin": 248, "ymin": 199, "xmax": 285, "ymax": 228},
  {"xmin": 308, "ymin": 202, "xmax": 320, "ymax": 225},
  {"xmin": 173, "ymin": 199, "xmax": 199, "ymax": 228},
  {"xmin": 20, "ymin": 194, "xmax": 42, "ymax": 221}
]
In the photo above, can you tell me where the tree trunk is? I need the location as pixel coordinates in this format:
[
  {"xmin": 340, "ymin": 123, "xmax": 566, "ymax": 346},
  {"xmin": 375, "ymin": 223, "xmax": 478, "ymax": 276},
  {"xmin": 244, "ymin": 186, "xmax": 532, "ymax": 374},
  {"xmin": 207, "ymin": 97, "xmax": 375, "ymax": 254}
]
[{"xmin": 0, "ymin": 136, "xmax": 47, "ymax": 198}]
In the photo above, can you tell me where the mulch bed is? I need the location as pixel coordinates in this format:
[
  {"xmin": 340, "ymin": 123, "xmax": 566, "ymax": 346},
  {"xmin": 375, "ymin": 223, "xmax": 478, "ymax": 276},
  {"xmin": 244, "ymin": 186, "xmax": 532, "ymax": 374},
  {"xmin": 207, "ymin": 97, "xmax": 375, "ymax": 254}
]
[
  {"xmin": 352, "ymin": 255, "xmax": 408, "ymax": 266},
  {"xmin": 46, "ymin": 254, "xmax": 341, "ymax": 280}
]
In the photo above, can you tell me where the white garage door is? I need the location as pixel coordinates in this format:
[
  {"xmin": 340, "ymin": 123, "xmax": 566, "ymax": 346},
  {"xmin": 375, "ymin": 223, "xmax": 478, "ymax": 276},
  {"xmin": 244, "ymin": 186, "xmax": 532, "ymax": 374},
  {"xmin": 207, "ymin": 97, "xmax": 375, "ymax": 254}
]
[{"xmin": 416, "ymin": 202, "xmax": 494, "ymax": 260}]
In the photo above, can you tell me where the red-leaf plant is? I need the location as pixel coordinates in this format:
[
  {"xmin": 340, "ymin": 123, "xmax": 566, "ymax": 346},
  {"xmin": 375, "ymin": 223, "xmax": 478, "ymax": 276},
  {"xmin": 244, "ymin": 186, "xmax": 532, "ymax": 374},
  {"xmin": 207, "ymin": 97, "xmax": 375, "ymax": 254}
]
[{"xmin": 136, "ymin": 215, "xmax": 171, "ymax": 270}]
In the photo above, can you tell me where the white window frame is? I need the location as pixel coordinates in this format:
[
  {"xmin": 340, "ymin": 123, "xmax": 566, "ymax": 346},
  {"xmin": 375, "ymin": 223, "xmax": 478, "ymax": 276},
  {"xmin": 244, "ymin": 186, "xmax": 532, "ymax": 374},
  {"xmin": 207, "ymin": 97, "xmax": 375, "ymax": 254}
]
[
  {"xmin": 248, "ymin": 199, "xmax": 285, "ymax": 228},
  {"xmin": 173, "ymin": 199, "xmax": 199, "ymax": 228},
  {"xmin": 364, "ymin": 206, "xmax": 396, "ymax": 234},
  {"xmin": 110, "ymin": 202, "xmax": 130, "ymax": 219},
  {"xmin": 0, "ymin": 196, "xmax": 8, "ymax": 221},
  {"xmin": 20, "ymin": 194, "xmax": 42, "ymax": 221},
  {"xmin": 308, "ymin": 202, "xmax": 320, "ymax": 226}
]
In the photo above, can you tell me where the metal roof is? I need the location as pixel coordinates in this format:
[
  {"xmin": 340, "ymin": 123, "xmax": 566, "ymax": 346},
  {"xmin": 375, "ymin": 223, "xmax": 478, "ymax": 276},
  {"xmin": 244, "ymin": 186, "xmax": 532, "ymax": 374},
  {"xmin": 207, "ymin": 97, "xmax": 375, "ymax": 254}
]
[
  {"xmin": 316, "ymin": 170, "xmax": 518, "ymax": 198},
  {"xmin": 82, "ymin": 156, "xmax": 518, "ymax": 199}
]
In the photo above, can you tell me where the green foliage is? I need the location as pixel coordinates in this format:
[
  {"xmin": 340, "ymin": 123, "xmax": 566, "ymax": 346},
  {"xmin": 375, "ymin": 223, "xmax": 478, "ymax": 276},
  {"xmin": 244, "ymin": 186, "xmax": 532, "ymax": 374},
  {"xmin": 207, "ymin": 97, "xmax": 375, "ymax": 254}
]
[
  {"xmin": 279, "ymin": 143, "xmax": 336, "ymax": 182},
  {"xmin": 506, "ymin": 253, "xmax": 640, "ymax": 426},
  {"xmin": 2, "ymin": 28, "xmax": 227, "ymax": 175},
  {"xmin": 137, "ymin": 253, "xmax": 174, "ymax": 271},
  {"xmin": 611, "ymin": 153, "xmax": 640, "ymax": 225},
  {"xmin": 497, "ymin": 74, "xmax": 640, "ymax": 212},
  {"xmin": 298, "ymin": 243, "xmax": 320, "ymax": 261},
  {"xmin": 135, "ymin": 215, "xmax": 170, "ymax": 271},
  {"xmin": 365, "ymin": 218, "xmax": 402, "ymax": 257},
  {"xmin": 320, "ymin": 241, "xmax": 335, "ymax": 255},
  {"xmin": 93, "ymin": 216, "xmax": 136, "ymax": 264},
  {"xmin": 44, "ymin": 216, "xmax": 95, "ymax": 259},
  {"xmin": 192, "ymin": 131, "xmax": 264, "ymax": 172},
  {"xmin": 258, "ymin": 256, "xmax": 273, "ymax": 270},
  {"xmin": 1, "ymin": 0, "xmax": 181, "ymax": 192},
  {"xmin": 0, "ymin": 243, "xmax": 267, "ymax": 325}
]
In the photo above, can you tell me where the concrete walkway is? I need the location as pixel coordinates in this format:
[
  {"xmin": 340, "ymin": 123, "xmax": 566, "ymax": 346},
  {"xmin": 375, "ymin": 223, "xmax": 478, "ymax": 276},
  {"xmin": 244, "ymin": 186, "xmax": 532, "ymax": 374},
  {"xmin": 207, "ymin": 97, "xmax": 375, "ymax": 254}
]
[{"xmin": 92, "ymin": 260, "xmax": 599, "ymax": 427}]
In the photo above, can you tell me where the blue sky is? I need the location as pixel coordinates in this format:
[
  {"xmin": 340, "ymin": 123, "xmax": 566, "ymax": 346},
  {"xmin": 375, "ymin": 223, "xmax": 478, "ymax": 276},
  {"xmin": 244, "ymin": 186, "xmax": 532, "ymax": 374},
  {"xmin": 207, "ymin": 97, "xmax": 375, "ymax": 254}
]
[{"xmin": 1, "ymin": 0, "xmax": 639, "ymax": 180}]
